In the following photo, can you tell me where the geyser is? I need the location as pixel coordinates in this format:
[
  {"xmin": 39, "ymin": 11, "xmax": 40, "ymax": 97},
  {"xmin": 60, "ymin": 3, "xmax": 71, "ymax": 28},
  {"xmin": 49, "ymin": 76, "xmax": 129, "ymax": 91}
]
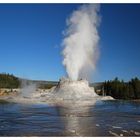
[
  {"xmin": 50, "ymin": 78, "xmax": 98, "ymax": 100},
  {"xmin": 0, "ymin": 4, "xmax": 114, "ymax": 104},
  {"xmin": 62, "ymin": 4, "xmax": 100, "ymax": 81}
]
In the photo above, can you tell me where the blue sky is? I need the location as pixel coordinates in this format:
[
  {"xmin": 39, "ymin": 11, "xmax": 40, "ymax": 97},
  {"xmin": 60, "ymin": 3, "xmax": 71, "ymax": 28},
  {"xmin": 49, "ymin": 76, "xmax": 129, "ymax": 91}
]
[{"xmin": 0, "ymin": 4, "xmax": 140, "ymax": 82}]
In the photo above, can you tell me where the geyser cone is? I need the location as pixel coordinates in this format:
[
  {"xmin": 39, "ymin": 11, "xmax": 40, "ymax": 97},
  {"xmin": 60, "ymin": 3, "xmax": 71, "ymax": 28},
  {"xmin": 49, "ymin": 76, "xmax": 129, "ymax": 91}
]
[{"xmin": 51, "ymin": 78, "xmax": 98, "ymax": 100}]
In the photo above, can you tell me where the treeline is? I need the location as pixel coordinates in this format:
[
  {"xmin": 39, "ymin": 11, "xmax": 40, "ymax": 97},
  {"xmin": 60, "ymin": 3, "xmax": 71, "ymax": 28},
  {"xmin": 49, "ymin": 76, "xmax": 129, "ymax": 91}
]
[
  {"xmin": 104, "ymin": 77, "xmax": 140, "ymax": 100},
  {"xmin": 0, "ymin": 73, "xmax": 20, "ymax": 88},
  {"xmin": 0, "ymin": 73, "xmax": 56, "ymax": 89},
  {"xmin": 39, "ymin": 84, "xmax": 55, "ymax": 89}
]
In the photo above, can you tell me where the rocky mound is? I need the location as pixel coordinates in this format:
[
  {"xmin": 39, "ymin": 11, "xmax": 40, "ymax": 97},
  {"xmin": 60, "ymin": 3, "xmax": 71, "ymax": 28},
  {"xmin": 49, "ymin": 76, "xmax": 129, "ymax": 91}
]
[{"xmin": 49, "ymin": 78, "xmax": 98, "ymax": 100}]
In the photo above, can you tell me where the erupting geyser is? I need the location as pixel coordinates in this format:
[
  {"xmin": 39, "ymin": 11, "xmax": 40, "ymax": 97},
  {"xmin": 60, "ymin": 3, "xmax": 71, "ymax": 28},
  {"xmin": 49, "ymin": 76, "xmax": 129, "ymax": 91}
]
[
  {"xmin": 1, "ymin": 4, "xmax": 114, "ymax": 104},
  {"xmin": 49, "ymin": 4, "xmax": 102, "ymax": 100},
  {"xmin": 62, "ymin": 4, "xmax": 100, "ymax": 81},
  {"xmin": 47, "ymin": 4, "xmax": 110, "ymax": 101}
]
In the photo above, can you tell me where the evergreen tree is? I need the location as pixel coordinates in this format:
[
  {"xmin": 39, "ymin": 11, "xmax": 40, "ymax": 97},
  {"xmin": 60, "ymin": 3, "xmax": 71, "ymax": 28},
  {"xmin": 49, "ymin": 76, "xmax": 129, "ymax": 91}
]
[
  {"xmin": 0, "ymin": 73, "xmax": 20, "ymax": 88},
  {"xmin": 103, "ymin": 77, "xmax": 140, "ymax": 100}
]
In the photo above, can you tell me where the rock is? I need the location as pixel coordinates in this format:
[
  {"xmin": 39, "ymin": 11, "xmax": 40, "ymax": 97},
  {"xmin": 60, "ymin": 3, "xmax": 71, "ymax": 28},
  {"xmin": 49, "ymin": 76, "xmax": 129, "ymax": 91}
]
[
  {"xmin": 122, "ymin": 130, "xmax": 128, "ymax": 133},
  {"xmin": 96, "ymin": 124, "xmax": 100, "ymax": 127},
  {"xmin": 69, "ymin": 129, "xmax": 76, "ymax": 133},
  {"xmin": 109, "ymin": 131, "xmax": 119, "ymax": 136},
  {"xmin": 134, "ymin": 132, "xmax": 140, "ymax": 136},
  {"xmin": 120, "ymin": 134, "xmax": 123, "ymax": 136}
]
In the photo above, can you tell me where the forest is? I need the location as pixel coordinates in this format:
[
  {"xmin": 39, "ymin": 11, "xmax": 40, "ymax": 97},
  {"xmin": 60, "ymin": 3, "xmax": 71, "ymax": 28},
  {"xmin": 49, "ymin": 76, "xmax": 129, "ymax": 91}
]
[
  {"xmin": 0, "ymin": 73, "xmax": 56, "ymax": 89},
  {"xmin": 104, "ymin": 77, "xmax": 140, "ymax": 100},
  {"xmin": 0, "ymin": 73, "xmax": 20, "ymax": 88}
]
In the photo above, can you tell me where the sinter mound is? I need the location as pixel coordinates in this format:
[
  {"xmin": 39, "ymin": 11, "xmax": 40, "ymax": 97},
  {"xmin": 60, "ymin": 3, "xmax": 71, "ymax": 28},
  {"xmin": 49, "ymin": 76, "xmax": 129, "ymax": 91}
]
[{"xmin": 49, "ymin": 78, "xmax": 107, "ymax": 100}]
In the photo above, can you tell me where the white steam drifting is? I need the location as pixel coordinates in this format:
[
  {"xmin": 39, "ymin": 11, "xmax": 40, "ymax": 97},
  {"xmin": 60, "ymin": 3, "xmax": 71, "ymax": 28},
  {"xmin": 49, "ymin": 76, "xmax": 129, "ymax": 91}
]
[{"xmin": 62, "ymin": 4, "xmax": 100, "ymax": 81}]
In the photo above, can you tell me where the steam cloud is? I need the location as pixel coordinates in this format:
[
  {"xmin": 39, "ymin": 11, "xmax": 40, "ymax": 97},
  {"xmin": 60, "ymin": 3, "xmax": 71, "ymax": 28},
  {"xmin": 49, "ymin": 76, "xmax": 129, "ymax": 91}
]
[
  {"xmin": 20, "ymin": 80, "xmax": 37, "ymax": 97},
  {"xmin": 62, "ymin": 4, "xmax": 100, "ymax": 81}
]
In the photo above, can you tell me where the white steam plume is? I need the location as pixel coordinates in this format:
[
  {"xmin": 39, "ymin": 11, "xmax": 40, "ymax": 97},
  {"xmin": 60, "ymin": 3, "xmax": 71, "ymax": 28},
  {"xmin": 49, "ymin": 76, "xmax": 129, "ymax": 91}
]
[
  {"xmin": 20, "ymin": 80, "xmax": 37, "ymax": 97},
  {"xmin": 62, "ymin": 4, "xmax": 100, "ymax": 81}
]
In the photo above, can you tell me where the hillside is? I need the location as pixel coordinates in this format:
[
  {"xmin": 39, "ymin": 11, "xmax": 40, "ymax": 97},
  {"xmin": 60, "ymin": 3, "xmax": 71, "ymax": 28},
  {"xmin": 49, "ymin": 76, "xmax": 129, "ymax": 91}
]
[{"xmin": 0, "ymin": 73, "xmax": 58, "ymax": 89}]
